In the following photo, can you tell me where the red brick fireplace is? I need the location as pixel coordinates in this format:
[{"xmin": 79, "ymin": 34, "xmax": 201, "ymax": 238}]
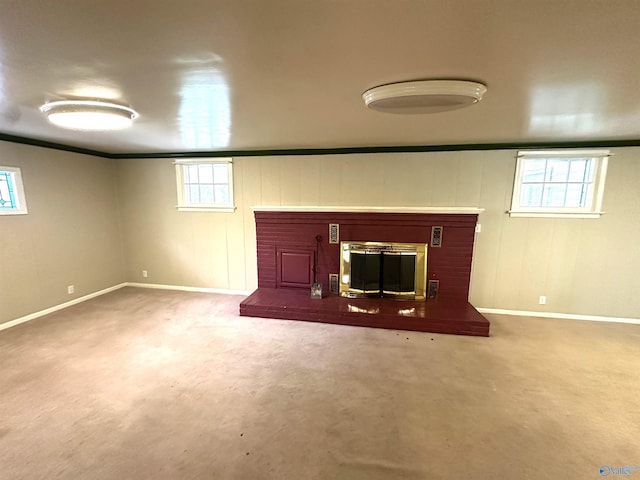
[{"xmin": 239, "ymin": 208, "xmax": 489, "ymax": 336}]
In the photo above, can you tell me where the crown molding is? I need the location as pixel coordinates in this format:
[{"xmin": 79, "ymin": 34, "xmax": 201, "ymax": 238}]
[
  {"xmin": 4, "ymin": 131, "xmax": 640, "ymax": 159},
  {"xmin": 0, "ymin": 132, "xmax": 110, "ymax": 157}
]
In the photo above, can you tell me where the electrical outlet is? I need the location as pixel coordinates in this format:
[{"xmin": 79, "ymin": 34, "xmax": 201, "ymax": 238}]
[
  {"xmin": 475, "ymin": 224, "xmax": 482, "ymax": 233},
  {"xmin": 67, "ymin": 285, "xmax": 75, "ymax": 295},
  {"xmin": 142, "ymin": 270, "xmax": 148, "ymax": 278},
  {"xmin": 539, "ymin": 295, "xmax": 546, "ymax": 305}
]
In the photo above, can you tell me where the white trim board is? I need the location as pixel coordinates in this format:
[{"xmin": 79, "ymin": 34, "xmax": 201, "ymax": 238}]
[
  {"xmin": 0, "ymin": 283, "xmax": 127, "ymax": 332},
  {"xmin": 251, "ymin": 205, "xmax": 484, "ymax": 214},
  {"xmin": 5, "ymin": 286, "xmax": 637, "ymax": 333},
  {"xmin": 477, "ymin": 308, "xmax": 640, "ymax": 325},
  {"xmin": 0, "ymin": 283, "xmax": 252, "ymax": 332}
]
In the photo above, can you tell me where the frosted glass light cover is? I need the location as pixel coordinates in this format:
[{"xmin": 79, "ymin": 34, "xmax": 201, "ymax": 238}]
[
  {"xmin": 40, "ymin": 100, "xmax": 138, "ymax": 130},
  {"xmin": 363, "ymin": 80, "xmax": 487, "ymax": 114}
]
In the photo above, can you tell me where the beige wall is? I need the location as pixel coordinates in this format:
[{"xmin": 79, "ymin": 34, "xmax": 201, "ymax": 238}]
[
  {"xmin": 117, "ymin": 148, "xmax": 640, "ymax": 319},
  {"xmin": 0, "ymin": 141, "xmax": 125, "ymax": 325},
  {"xmin": 3, "ymin": 141, "xmax": 638, "ymax": 324},
  {"xmin": 117, "ymin": 159, "xmax": 248, "ymax": 290}
]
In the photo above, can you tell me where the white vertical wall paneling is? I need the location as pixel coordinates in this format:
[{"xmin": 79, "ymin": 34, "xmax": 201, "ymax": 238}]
[
  {"xmin": 260, "ymin": 157, "xmax": 281, "ymax": 205},
  {"xmin": 520, "ymin": 219, "xmax": 553, "ymax": 311},
  {"xmin": 545, "ymin": 220, "xmax": 581, "ymax": 313},
  {"xmin": 455, "ymin": 152, "xmax": 483, "ymax": 207},
  {"xmin": 571, "ymin": 217, "xmax": 610, "ymax": 314},
  {"xmin": 468, "ymin": 151, "xmax": 512, "ymax": 307},
  {"xmin": 429, "ymin": 151, "xmax": 459, "ymax": 205},
  {"xmin": 226, "ymin": 161, "xmax": 247, "ymax": 290},
  {"xmin": 381, "ymin": 153, "xmax": 414, "ymax": 205},
  {"xmin": 278, "ymin": 157, "xmax": 302, "ymax": 205},
  {"xmin": 240, "ymin": 159, "xmax": 261, "ymax": 291},
  {"xmin": 104, "ymin": 148, "xmax": 640, "ymax": 320},
  {"xmin": 319, "ymin": 156, "xmax": 342, "ymax": 206},
  {"xmin": 340, "ymin": 156, "xmax": 373, "ymax": 205},
  {"xmin": 299, "ymin": 157, "xmax": 322, "ymax": 206},
  {"xmin": 492, "ymin": 219, "xmax": 528, "ymax": 310}
]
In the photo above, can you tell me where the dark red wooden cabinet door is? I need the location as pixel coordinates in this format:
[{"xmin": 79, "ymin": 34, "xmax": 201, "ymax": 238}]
[{"xmin": 276, "ymin": 249, "xmax": 314, "ymax": 288}]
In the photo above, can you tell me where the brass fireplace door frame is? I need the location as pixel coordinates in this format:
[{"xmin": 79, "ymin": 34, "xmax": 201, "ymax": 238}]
[{"xmin": 339, "ymin": 241, "xmax": 428, "ymax": 300}]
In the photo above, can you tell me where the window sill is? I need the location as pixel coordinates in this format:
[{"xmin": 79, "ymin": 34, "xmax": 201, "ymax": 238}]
[
  {"xmin": 0, "ymin": 210, "xmax": 28, "ymax": 216},
  {"xmin": 507, "ymin": 211, "xmax": 604, "ymax": 219},
  {"xmin": 177, "ymin": 206, "xmax": 236, "ymax": 213}
]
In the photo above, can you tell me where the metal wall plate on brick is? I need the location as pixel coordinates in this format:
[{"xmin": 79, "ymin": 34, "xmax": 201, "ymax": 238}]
[
  {"xmin": 329, "ymin": 223, "xmax": 339, "ymax": 244},
  {"xmin": 329, "ymin": 273, "xmax": 339, "ymax": 293},
  {"xmin": 431, "ymin": 226, "xmax": 443, "ymax": 247},
  {"xmin": 427, "ymin": 280, "xmax": 440, "ymax": 299}
]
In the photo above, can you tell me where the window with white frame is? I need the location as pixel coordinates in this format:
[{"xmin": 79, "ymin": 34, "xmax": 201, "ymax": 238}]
[
  {"xmin": 509, "ymin": 150, "xmax": 610, "ymax": 218},
  {"xmin": 0, "ymin": 166, "xmax": 28, "ymax": 215},
  {"xmin": 175, "ymin": 158, "xmax": 235, "ymax": 211}
]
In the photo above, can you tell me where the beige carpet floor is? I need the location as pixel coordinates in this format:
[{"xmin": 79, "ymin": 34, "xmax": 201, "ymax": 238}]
[{"xmin": 1, "ymin": 287, "xmax": 639, "ymax": 479}]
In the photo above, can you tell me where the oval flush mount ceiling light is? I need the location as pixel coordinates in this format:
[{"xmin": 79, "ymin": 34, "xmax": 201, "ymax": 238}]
[
  {"xmin": 39, "ymin": 100, "xmax": 138, "ymax": 130},
  {"xmin": 362, "ymin": 80, "xmax": 487, "ymax": 114}
]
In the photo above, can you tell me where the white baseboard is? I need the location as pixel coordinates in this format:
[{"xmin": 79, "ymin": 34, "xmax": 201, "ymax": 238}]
[
  {"xmin": 125, "ymin": 282, "xmax": 252, "ymax": 296},
  {"xmin": 477, "ymin": 307, "xmax": 640, "ymax": 325},
  {"xmin": 0, "ymin": 283, "xmax": 128, "ymax": 332},
  {"xmin": 8, "ymin": 285, "xmax": 633, "ymax": 333},
  {"xmin": 1, "ymin": 282, "xmax": 253, "ymax": 332}
]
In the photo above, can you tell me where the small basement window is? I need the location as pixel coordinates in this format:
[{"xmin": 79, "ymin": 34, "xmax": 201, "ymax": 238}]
[
  {"xmin": 509, "ymin": 149, "xmax": 610, "ymax": 218},
  {"xmin": 0, "ymin": 166, "xmax": 28, "ymax": 215},
  {"xmin": 175, "ymin": 158, "xmax": 235, "ymax": 212}
]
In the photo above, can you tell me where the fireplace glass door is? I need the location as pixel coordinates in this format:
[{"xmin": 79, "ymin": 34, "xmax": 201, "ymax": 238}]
[
  {"xmin": 339, "ymin": 241, "xmax": 427, "ymax": 300},
  {"xmin": 382, "ymin": 252, "xmax": 417, "ymax": 296},
  {"xmin": 350, "ymin": 250, "xmax": 382, "ymax": 294}
]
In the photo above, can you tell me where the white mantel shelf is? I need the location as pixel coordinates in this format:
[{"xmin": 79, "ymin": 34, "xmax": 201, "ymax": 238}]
[{"xmin": 251, "ymin": 206, "xmax": 484, "ymax": 214}]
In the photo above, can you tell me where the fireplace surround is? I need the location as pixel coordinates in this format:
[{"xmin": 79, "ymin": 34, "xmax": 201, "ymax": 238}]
[{"xmin": 239, "ymin": 207, "xmax": 490, "ymax": 336}]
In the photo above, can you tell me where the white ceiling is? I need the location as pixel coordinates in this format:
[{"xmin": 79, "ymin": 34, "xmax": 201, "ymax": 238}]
[{"xmin": 1, "ymin": 0, "xmax": 640, "ymax": 155}]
